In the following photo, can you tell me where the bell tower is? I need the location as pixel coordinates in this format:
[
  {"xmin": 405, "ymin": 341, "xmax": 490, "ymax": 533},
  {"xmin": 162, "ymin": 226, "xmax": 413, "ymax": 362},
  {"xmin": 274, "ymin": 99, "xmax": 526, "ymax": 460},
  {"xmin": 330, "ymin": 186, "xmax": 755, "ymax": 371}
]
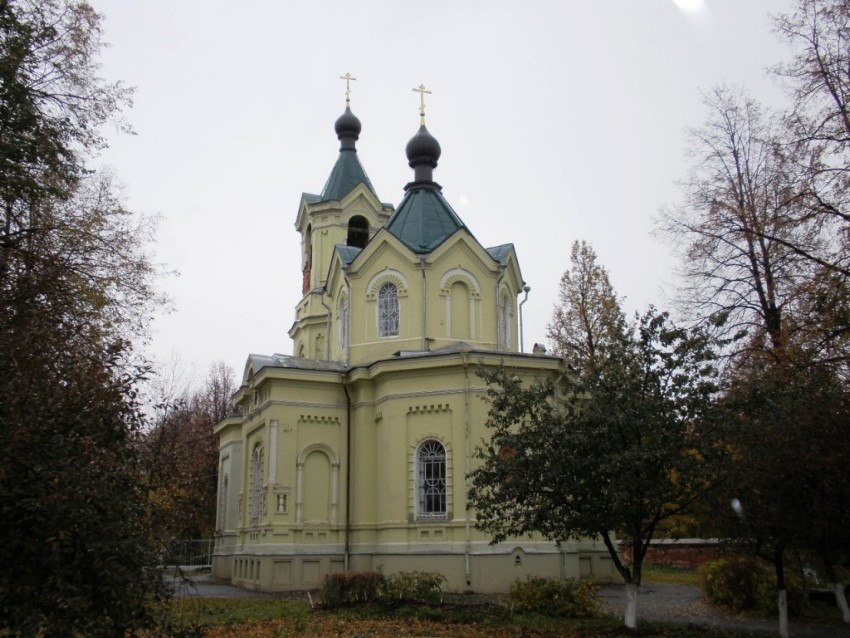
[{"xmin": 289, "ymin": 76, "xmax": 393, "ymax": 359}]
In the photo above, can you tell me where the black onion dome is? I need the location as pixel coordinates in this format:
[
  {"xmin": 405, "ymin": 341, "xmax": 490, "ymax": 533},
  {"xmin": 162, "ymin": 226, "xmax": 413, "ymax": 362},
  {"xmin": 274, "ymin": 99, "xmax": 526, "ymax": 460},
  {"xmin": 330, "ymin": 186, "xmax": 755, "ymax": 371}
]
[
  {"xmin": 405, "ymin": 125, "xmax": 441, "ymax": 168},
  {"xmin": 334, "ymin": 107, "xmax": 361, "ymax": 149}
]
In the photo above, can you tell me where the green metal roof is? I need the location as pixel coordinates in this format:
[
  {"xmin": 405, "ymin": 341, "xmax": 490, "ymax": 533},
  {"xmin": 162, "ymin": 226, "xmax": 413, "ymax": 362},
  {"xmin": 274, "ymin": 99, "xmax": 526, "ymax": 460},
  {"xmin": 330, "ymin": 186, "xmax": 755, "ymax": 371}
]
[
  {"xmin": 335, "ymin": 244, "xmax": 362, "ymax": 266},
  {"xmin": 320, "ymin": 149, "xmax": 377, "ymax": 202},
  {"xmin": 384, "ymin": 187, "xmax": 466, "ymax": 254},
  {"xmin": 486, "ymin": 243, "xmax": 514, "ymax": 264}
]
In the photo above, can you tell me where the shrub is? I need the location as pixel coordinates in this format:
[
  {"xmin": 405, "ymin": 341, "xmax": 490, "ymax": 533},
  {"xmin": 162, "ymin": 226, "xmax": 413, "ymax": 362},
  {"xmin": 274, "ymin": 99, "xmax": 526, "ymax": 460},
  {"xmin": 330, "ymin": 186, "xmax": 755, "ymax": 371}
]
[
  {"xmin": 320, "ymin": 571, "xmax": 385, "ymax": 609},
  {"xmin": 379, "ymin": 571, "xmax": 446, "ymax": 603},
  {"xmin": 700, "ymin": 556, "xmax": 808, "ymax": 615},
  {"xmin": 509, "ymin": 576, "xmax": 599, "ymax": 618}
]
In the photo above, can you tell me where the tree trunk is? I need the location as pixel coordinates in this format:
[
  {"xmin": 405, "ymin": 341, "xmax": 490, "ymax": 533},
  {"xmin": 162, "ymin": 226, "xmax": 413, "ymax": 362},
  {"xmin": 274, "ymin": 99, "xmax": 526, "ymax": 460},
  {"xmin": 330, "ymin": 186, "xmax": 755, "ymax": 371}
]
[
  {"xmin": 777, "ymin": 589, "xmax": 789, "ymax": 638},
  {"xmin": 835, "ymin": 582, "xmax": 850, "ymax": 624},
  {"xmin": 624, "ymin": 582, "xmax": 638, "ymax": 629}
]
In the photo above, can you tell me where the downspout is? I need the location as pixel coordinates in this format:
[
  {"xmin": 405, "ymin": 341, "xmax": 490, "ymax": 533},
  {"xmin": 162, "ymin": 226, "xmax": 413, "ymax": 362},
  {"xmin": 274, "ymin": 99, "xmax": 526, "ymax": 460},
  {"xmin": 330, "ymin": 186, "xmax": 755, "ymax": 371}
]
[
  {"xmin": 342, "ymin": 266, "xmax": 352, "ymax": 366},
  {"xmin": 495, "ymin": 264, "xmax": 506, "ymax": 350},
  {"xmin": 342, "ymin": 378, "xmax": 352, "ymax": 572},
  {"xmin": 318, "ymin": 288, "xmax": 331, "ymax": 360},
  {"xmin": 420, "ymin": 255, "xmax": 428, "ymax": 351},
  {"xmin": 518, "ymin": 285, "xmax": 530, "ymax": 353},
  {"xmin": 463, "ymin": 350, "xmax": 472, "ymax": 587}
]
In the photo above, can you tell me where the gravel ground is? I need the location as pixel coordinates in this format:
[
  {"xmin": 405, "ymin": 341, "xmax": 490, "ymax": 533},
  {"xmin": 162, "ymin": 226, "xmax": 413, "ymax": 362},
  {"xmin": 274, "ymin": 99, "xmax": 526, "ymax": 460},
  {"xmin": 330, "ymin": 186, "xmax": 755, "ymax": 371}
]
[
  {"xmin": 600, "ymin": 583, "xmax": 850, "ymax": 637},
  {"xmin": 174, "ymin": 574, "xmax": 850, "ymax": 636}
]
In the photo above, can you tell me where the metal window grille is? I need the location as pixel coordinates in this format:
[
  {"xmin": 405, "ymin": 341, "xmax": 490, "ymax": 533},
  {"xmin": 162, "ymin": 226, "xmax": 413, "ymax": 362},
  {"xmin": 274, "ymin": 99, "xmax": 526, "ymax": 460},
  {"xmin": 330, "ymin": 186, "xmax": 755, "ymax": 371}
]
[
  {"xmin": 167, "ymin": 538, "xmax": 214, "ymax": 567},
  {"xmin": 378, "ymin": 282, "xmax": 399, "ymax": 337},
  {"xmin": 418, "ymin": 440, "xmax": 446, "ymax": 517}
]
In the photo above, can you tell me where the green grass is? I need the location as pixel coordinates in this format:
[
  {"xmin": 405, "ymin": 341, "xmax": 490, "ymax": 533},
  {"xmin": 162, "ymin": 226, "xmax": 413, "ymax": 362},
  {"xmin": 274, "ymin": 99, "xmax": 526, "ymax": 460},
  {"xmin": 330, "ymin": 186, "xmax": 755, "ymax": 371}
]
[
  {"xmin": 153, "ymin": 597, "xmax": 309, "ymax": 633},
  {"xmin": 150, "ymin": 596, "xmax": 775, "ymax": 638},
  {"xmin": 641, "ymin": 564, "xmax": 702, "ymax": 587}
]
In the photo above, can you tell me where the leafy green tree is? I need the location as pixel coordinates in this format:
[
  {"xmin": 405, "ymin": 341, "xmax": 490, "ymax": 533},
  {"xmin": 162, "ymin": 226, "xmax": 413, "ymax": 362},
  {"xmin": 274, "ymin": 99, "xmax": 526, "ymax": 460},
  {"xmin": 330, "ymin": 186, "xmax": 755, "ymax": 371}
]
[
  {"xmin": 0, "ymin": 1, "xmax": 164, "ymax": 635},
  {"xmin": 469, "ymin": 245, "xmax": 722, "ymax": 629},
  {"xmin": 713, "ymin": 354, "xmax": 850, "ymax": 628}
]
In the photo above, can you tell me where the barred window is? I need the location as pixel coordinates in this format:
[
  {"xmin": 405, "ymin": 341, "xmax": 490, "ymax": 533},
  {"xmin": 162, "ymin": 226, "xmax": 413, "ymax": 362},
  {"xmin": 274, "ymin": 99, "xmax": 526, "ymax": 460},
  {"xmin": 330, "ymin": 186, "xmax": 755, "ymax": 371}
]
[
  {"xmin": 417, "ymin": 440, "xmax": 446, "ymax": 518},
  {"xmin": 378, "ymin": 282, "xmax": 399, "ymax": 337}
]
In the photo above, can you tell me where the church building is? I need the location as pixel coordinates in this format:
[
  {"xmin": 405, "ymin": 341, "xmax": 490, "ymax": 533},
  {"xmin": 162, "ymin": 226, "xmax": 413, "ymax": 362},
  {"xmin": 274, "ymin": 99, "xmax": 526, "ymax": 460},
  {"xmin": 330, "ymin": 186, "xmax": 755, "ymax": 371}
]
[{"xmin": 211, "ymin": 82, "xmax": 612, "ymax": 592}]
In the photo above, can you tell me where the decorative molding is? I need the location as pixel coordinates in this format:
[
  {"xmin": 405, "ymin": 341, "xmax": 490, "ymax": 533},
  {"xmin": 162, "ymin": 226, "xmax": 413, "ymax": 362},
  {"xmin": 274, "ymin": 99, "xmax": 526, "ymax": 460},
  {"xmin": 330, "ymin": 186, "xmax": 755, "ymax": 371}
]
[
  {"xmin": 407, "ymin": 403, "xmax": 451, "ymax": 415},
  {"xmin": 298, "ymin": 414, "xmax": 341, "ymax": 425},
  {"xmin": 438, "ymin": 267, "xmax": 481, "ymax": 296},
  {"xmin": 366, "ymin": 268, "xmax": 409, "ymax": 298}
]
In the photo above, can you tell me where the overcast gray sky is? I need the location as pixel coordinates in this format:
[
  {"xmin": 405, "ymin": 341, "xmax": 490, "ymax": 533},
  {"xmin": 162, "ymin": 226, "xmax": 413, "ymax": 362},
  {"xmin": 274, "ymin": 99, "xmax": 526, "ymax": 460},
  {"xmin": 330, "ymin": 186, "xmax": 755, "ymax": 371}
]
[{"xmin": 95, "ymin": 0, "xmax": 794, "ymax": 382}]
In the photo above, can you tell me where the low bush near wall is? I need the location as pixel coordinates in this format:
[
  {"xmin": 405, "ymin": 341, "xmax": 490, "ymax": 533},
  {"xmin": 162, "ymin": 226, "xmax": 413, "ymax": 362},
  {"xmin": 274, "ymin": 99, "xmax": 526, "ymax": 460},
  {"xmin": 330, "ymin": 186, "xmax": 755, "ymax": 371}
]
[
  {"xmin": 509, "ymin": 577, "xmax": 599, "ymax": 618},
  {"xmin": 700, "ymin": 557, "xmax": 808, "ymax": 615},
  {"xmin": 320, "ymin": 571, "xmax": 446, "ymax": 609},
  {"xmin": 379, "ymin": 571, "xmax": 446, "ymax": 603},
  {"xmin": 321, "ymin": 571, "xmax": 385, "ymax": 608}
]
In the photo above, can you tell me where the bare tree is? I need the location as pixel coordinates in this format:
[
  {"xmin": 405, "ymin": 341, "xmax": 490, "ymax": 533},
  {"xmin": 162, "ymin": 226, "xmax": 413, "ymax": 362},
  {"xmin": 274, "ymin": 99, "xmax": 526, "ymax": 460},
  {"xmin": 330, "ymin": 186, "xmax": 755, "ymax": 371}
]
[
  {"xmin": 142, "ymin": 361, "xmax": 236, "ymax": 540},
  {"xmin": 660, "ymin": 86, "xmax": 817, "ymax": 357}
]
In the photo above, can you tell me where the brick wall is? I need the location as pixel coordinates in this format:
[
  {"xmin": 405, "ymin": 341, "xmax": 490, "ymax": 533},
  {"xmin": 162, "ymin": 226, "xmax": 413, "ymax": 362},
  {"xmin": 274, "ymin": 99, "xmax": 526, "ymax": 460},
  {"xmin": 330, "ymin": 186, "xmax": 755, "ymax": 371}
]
[{"xmin": 619, "ymin": 539, "xmax": 721, "ymax": 569}]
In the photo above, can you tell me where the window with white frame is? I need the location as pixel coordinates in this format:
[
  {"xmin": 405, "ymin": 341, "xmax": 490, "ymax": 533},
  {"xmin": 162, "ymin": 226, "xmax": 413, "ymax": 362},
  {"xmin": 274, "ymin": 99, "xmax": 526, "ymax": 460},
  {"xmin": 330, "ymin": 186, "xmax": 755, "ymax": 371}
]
[
  {"xmin": 378, "ymin": 282, "xmax": 399, "ymax": 337},
  {"xmin": 417, "ymin": 439, "xmax": 447, "ymax": 518},
  {"xmin": 249, "ymin": 444, "xmax": 263, "ymax": 525}
]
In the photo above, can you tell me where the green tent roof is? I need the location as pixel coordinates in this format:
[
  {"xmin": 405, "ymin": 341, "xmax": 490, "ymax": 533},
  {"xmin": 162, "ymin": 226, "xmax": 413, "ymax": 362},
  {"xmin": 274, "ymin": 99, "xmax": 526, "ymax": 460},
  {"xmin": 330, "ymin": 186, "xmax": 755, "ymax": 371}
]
[
  {"xmin": 335, "ymin": 244, "xmax": 362, "ymax": 266},
  {"xmin": 320, "ymin": 149, "xmax": 377, "ymax": 202},
  {"xmin": 384, "ymin": 187, "xmax": 466, "ymax": 254},
  {"xmin": 486, "ymin": 243, "xmax": 514, "ymax": 264}
]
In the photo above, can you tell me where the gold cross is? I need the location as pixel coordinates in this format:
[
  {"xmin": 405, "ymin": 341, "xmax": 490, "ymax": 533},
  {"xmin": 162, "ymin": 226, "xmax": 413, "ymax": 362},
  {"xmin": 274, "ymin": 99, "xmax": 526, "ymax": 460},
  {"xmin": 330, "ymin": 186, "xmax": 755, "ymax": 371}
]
[
  {"xmin": 412, "ymin": 83, "xmax": 431, "ymax": 125},
  {"xmin": 340, "ymin": 73, "xmax": 356, "ymax": 105}
]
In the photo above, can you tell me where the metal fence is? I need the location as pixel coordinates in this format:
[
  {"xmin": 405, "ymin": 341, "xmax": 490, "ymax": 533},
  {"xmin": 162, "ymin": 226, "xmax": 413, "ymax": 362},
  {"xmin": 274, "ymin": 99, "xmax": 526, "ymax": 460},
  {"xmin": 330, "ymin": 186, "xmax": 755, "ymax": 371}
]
[{"xmin": 167, "ymin": 538, "xmax": 214, "ymax": 567}]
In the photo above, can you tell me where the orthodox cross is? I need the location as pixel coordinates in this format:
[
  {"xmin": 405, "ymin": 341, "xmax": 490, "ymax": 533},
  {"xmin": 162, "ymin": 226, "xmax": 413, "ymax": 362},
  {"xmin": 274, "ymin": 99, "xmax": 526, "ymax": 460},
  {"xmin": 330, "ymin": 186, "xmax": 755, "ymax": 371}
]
[
  {"xmin": 412, "ymin": 83, "xmax": 431, "ymax": 125},
  {"xmin": 340, "ymin": 73, "xmax": 356, "ymax": 105}
]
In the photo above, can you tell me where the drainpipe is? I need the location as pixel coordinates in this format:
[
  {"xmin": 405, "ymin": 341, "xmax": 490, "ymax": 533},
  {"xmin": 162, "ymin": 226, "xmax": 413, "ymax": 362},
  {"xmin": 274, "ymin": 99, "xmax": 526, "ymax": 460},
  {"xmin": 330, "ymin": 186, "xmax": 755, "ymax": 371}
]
[
  {"xmin": 519, "ymin": 285, "xmax": 530, "ymax": 353},
  {"xmin": 495, "ymin": 265, "xmax": 506, "ymax": 350},
  {"xmin": 420, "ymin": 255, "xmax": 428, "ymax": 351},
  {"xmin": 463, "ymin": 350, "xmax": 472, "ymax": 587},
  {"xmin": 318, "ymin": 288, "xmax": 331, "ymax": 360},
  {"xmin": 342, "ymin": 378, "xmax": 352, "ymax": 572}
]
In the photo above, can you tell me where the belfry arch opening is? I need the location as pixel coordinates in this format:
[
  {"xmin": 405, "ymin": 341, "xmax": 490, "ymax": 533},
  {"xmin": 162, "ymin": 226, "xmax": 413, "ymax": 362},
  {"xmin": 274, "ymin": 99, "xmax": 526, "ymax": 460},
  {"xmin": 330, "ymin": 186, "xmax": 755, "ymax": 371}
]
[{"xmin": 346, "ymin": 215, "xmax": 369, "ymax": 248}]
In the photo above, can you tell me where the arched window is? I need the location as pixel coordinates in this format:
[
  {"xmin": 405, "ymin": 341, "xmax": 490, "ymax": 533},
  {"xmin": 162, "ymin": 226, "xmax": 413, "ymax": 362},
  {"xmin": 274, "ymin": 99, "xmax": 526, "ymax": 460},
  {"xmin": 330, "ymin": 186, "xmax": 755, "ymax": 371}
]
[
  {"xmin": 346, "ymin": 215, "xmax": 369, "ymax": 248},
  {"xmin": 417, "ymin": 439, "xmax": 446, "ymax": 518},
  {"xmin": 378, "ymin": 282, "xmax": 399, "ymax": 337},
  {"xmin": 250, "ymin": 444, "xmax": 264, "ymax": 525}
]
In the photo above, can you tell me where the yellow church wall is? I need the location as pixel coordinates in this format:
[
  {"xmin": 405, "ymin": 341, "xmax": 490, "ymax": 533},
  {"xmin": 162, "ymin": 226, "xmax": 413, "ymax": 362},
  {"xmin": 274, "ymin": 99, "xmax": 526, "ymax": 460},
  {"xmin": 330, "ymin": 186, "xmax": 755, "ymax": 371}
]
[
  {"xmin": 332, "ymin": 233, "xmax": 524, "ymax": 366},
  {"xmin": 212, "ymin": 106, "xmax": 616, "ymax": 592}
]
